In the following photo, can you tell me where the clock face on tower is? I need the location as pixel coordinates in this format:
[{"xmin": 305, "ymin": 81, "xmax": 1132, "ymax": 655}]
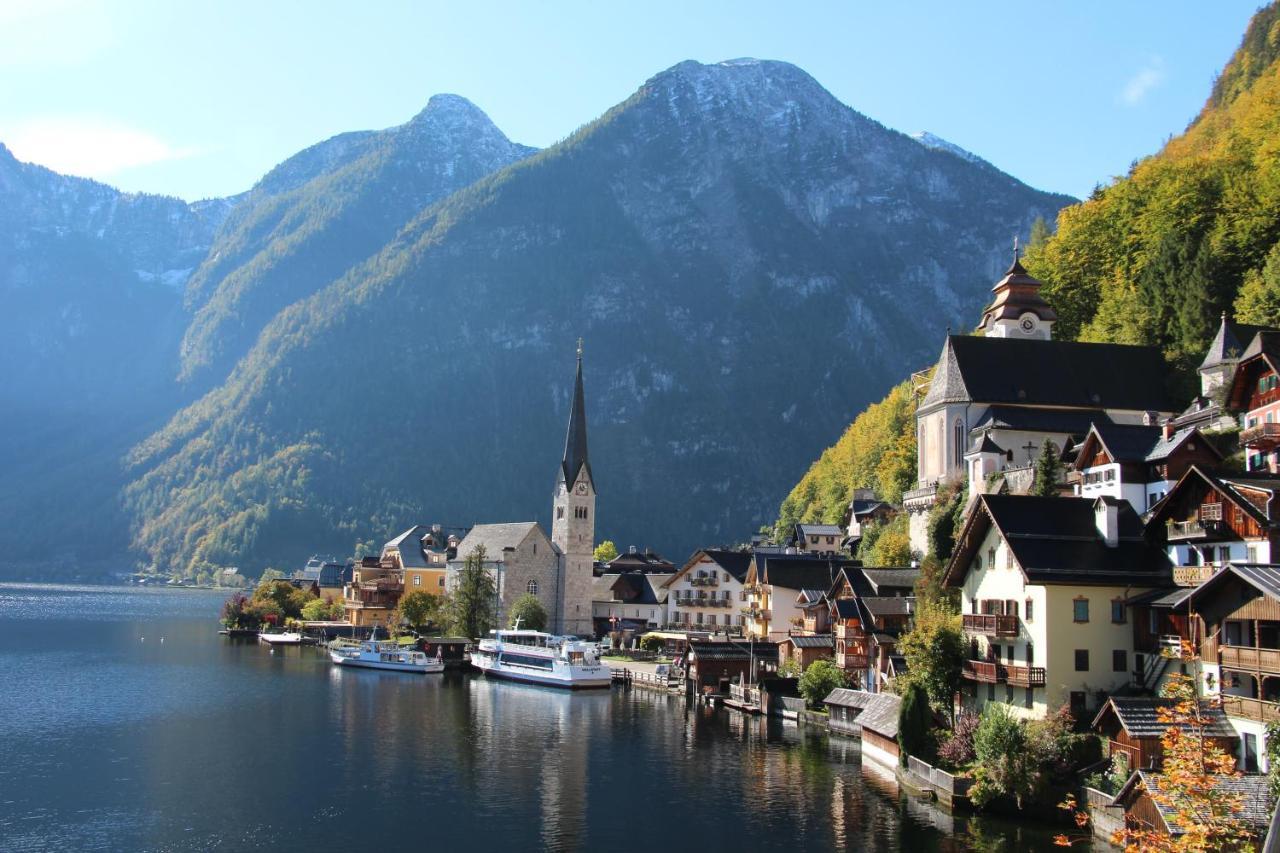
[
  {"xmin": 575, "ymin": 482, "xmax": 588, "ymax": 496},
  {"xmin": 1019, "ymin": 313, "xmax": 1037, "ymax": 333}
]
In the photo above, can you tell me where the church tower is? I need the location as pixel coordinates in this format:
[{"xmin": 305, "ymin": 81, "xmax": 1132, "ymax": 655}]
[
  {"xmin": 552, "ymin": 340, "xmax": 595, "ymax": 637},
  {"xmin": 977, "ymin": 242, "xmax": 1057, "ymax": 340}
]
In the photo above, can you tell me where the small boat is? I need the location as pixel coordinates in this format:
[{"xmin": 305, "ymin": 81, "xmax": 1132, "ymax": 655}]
[
  {"xmin": 329, "ymin": 639, "xmax": 444, "ymax": 673},
  {"xmin": 259, "ymin": 631, "xmax": 303, "ymax": 645},
  {"xmin": 470, "ymin": 625, "xmax": 610, "ymax": 689}
]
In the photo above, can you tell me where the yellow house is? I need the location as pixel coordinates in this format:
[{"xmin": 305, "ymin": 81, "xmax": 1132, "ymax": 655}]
[
  {"xmin": 945, "ymin": 494, "xmax": 1171, "ymax": 720},
  {"xmin": 382, "ymin": 525, "xmax": 450, "ymax": 596}
]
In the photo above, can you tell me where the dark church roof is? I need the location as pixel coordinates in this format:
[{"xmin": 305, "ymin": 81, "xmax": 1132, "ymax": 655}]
[
  {"xmin": 978, "ymin": 258, "xmax": 1058, "ymax": 333},
  {"xmin": 919, "ymin": 335, "xmax": 1173, "ymax": 414},
  {"xmin": 1199, "ymin": 315, "xmax": 1273, "ymax": 370},
  {"xmin": 946, "ymin": 494, "xmax": 1171, "ymax": 587},
  {"xmin": 561, "ymin": 343, "xmax": 592, "ymax": 487}
]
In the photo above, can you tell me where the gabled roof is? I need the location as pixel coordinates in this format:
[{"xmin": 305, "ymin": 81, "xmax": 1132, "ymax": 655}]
[
  {"xmin": 862, "ymin": 597, "xmax": 914, "ymax": 617},
  {"xmin": 1112, "ymin": 770, "xmax": 1273, "ymax": 835},
  {"xmin": 968, "ymin": 433, "xmax": 1006, "ymax": 456},
  {"xmin": 1227, "ymin": 331, "xmax": 1280, "ymax": 410},
  {"xmin": 452, "ymin": 522, "xmax": 546, "ymax": 563},
  {"xmin": 665, "ymin": 549, "xmax": 753, "ymax": 588},
  {"xmin": 850, "ymin": 498, "xmax": 889, "ymax": 518},
  {"xmin": 919, "ymin": 335, "xmax": 1173, "ymax": 414},
  {"xmin": 383, "ymin": 525, "xmax": 448, "ymax": 569},
  {"xmin": 796, "ymin": 523, "xmax": 843, "ymax": 538},
  {"xmin": 1091, "ymin": 696, "xmax": 1237, "ymax": 740},
  {"xmin": 606, "ymin": 549, "xmax": 675, "ymax": 573},
  {"xmin": 796, "ymin": 588, "xmax": 827, "ymax": 606},
  {"xmin": 860, "ymin": 568, "xmax": 919, "ymax": 595},
  {"xmin": 784, "ymin": 634, "xmax": 833, "ymax": 649},
  {"xmin": 945, "ymin": 494, "xmax": 1171, "ymax": 588},
  {"xmin": 823, "ymin": 689, "xmax": 902, "ymax": 738},
  {"xmin": 1200, "ymin": 316, "xmax": 1273, "ymax": 370},
  {"xmin": 1073, "ymin": 423, "xmax": 1162, "ymax": 468},
  {"xmin": 1147, "ymin": 466, "xmax": 1278, "ymax": 530},
  {"xmin": 687, "ymin": 640, "xmax": 779, "ymax": 662},
  {"xmin": 752, "ymin": 553, "xmax": 854, "ymax": 592},
  {"xmin": 1190, "ymin": 563, "xmax": 1280, "ymax": 607}
]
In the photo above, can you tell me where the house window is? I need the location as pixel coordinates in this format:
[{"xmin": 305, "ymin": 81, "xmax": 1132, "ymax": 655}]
[
  {"xmin": 1074, "ymin": 650, "xmax": 1089, "ymax": 671},
  {"xmin": 438, "ymin": 577, "xmax": 445, "ymax": 588},
  {"xmin": 1070, "ymin": 692, "xmax": 1087, "ymax": 715},
  {"xmin": 708, "ymin": 615, "xmax": 717, "ymax": 626},
  {"xmin": 988, "ymin": 547, "xmax": 996, "ymax": 567},
  {"xmin": 527, "ymin": 579, "xmax": 539, "ymax": 595},
  {"xmin": 987, "ymin": 683, "xmax": 996, "ymax": 701},
  {"xmin": 1024, "ymin": 598, "xmax": 1034, "ymax": 622},
  {"xmin": 1025, "ymin": 687, "xmax": 1034, "ymax": 709},
  {"xmin": 1112, "ymin": 650, "xmax": 1127, "ymax": 673},
  {"xmin": 1111, "ymin": 599, "xmax": 1126, "ymax": 624},
  {"xmin": 1073, "ymin": 597, "xmax": 1090, "ymax": 623},
  {"xmin": 413, "ymin": 575, "xmax": 421, "ymax": 587},
  {"xmin": 556, "ymin": 507, "xmax": 564, "ymax": 519}
]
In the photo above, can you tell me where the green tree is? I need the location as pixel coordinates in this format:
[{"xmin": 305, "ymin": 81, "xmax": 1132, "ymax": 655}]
[
  {"xmin": 898, "ymin": 679, "xmax": 934, "ymax": 764},
  {"xmin": 1235, "ymin": 241, "xmax": 1280, "ymax": 327},
  {"xmin": 896, "ymin": 599, "xmax": 964, "ymax": 717},
  {"xmin": 251, "ymin": 580, "xmax": 311, "ymax": 620},
  {"xmin": 593, "ymin": 540, "xmax": 619, "ymax": 562},
  {"xmin": 858, "ymin": 513, "xmax": 912, "ymax": 567},
  {"xmin": 397, "ymin": 589, "xmax": 442, "ymax": 632},
  {"xmin": 1026, "ymin": 216, "xmax": 1052, "ymax": 253},
  {"xmin": 221, "ymin": 591, "xmax": 250, "ymax": 628},
  {"xmin": 449, "ymin": 546, "xmax": 497, "ymax": 639},
  {"xmin": 1031, "ymin": 438, "xmax": 1061, "ymax": 497},
  {"xmin": 259, "ymin": 569, "xmax": 285, "ymax": 583},
  {"xmin": 797, "ymin": 659, "xmax": 847, "ymax": 709},
  {"xmin": 926, "ymin": 483, "xmax": 965, "ymax": 561},
  {"xmin": 507, "ymin": 593, "xmax": 548, "ymax": 631},
  {"xmin": 300, "ymin": 596, "xmax": 342, "ymax": 622},
  {"xmin": 971, "ymin": 703, "xmax": 1039, "ymax": 808}
]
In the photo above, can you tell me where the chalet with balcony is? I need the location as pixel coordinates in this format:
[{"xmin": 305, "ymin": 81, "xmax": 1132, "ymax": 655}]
[
  {"xmin": 743, "ymin": 553, "xmax": 851, "ymax": 639},
  {"xmin": 841, "ymin": 488, "xmax": 893, "ymax": 547},
  {"xmin": 591, "ymin": 571, "xmax": 670, "ymax": 637},
  {"xmin": 779, "ymin": 633, "xmax": 834, "ymax": 670},
  {"xmin": 826, "ymin": 566, "xmax": 919, "ymax": 692},
  {"xmin": 1090, "ymin": 696, "xmax": 1237, "ymax": 774},
  {"xmin": 1227, "ymin": 331, "xmax": 1280, "ymax": 473},
  {"xmin": 663, "ymin": 549, "xmax": 752, "ymax": 634},
  {"xmin": 945, "ymin": 494, "xmax": 1171, "ymax": 720},
  {"xmin": 906, "ymin": 257, "xmax": 1176, "ymax": 554},
  {"xmin": 342, "ymin": 556, "xmax": 404, "ymax": 628},
  {"xmin": 1069, "ymin": 422, "xmax": 1222, "ymax": 515},
  {"xmin": 794, "ymin": 588, "xmax": 830, "ymax": 633},
  {"xmin": 789, "ymin": 523, "xmax": 845, "ymax": 557},
  {"xmin": 382, "ymin": 525, "xmax": 454, "ymax": 596},
  {"xmin": 1122, "ymin": 584, "xmax": 1202, "ymax": 696},
  {"xmin": 1146, "ymin": 466, "xmax": 1280, "ymax": 578},
  {"xmin": 1186, "ymin": 563, "xmax": 1280, "ymax": 772}
]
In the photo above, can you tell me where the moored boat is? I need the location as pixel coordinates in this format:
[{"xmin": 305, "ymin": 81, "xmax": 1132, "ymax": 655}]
[
  {"xmin": 470, "ymin": 628, "xmax": 610, "ymax": 689},
  {"xmin": 329, "ymin": 639, "xmax": 444, "ymax": 673},
  {"xmin": 259, "ymin": 631, "xmax": 303, "ymax": 645}
]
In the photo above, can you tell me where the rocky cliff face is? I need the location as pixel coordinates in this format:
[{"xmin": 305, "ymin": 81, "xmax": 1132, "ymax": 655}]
[{"xmin": 121, "ymin": 59, "xmax": 1073, "ymax": 576}]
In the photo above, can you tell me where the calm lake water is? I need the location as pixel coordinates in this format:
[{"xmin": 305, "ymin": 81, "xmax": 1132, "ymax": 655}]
[{"xmin": 0, "ymin": 584, "xmax": 1084, "ymax": 852}]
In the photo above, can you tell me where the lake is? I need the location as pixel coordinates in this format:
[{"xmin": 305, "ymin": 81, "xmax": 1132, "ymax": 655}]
[{"xmin": 0, "ymin": 584, "xmax": 1082, "ymax": 851}]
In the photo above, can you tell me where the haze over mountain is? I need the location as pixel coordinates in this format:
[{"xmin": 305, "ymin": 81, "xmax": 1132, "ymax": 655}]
[{"xmin": 0, "ymin": 58, "xmax": 1072, "ymax": 578}]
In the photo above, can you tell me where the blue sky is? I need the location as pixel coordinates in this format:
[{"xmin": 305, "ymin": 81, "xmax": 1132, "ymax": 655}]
[{"xmin": 0, "ymin": 1, "xmax": 1260, "ymax": 201}]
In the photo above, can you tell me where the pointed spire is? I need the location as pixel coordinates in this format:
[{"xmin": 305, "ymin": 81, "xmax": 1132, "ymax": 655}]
[{"xmin": 562, "ymin": 339, "xmax": 592, "ymax": 487}]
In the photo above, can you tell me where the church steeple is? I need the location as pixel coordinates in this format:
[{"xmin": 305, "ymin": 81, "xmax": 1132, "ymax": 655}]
[
  {"xmin": 561, "ymin": 338, "xmax": 592, "ymax": 488},
  {"xmin": 977, "ymin": 239, "xmax": 1057, "ymax": 340}
]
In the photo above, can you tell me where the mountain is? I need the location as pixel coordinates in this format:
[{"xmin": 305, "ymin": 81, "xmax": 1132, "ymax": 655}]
[
  {"xmin": 121, "ymin": 58, "xmax": 1072, "ymax": 578},
  {"xmin": 911, "ymin": 132, "xmax": 987, "ymax": 168},
  {"xmin": 178, "ymin": 94, "xmax": 536, "ymax": 384},
  {"xmin": 1025, "ymin": 1, "xmax": 1280, "ymax": 381}
]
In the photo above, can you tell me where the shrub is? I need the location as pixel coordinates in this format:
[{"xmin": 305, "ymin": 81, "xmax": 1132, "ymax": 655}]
[
  {"xmin": 638, "ymin": 635, "xmax": 664, "ymax": 653},
  {"xmin": 798, "ymin": 659, "xmax": 847, "ymax": 709},
  {"xmin": 936, "ymin": 711, "xmax": 980, "ymax": 770},
  {"xmin": 971, "ymin": 703, "xmax": 1039, "ymax": 808},
  {"xmin": 507, "ymin": 593, "xmax": 548, "ymax": 631}
]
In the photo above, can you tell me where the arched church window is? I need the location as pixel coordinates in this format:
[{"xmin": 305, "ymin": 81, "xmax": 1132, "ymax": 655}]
[
  {"xmin": 527, "ymin": 579, "xmax": 539, "ymax": 595},
  {"xmin": 954, "ymin": 419, "xmax": 964, "ymax": 467}
]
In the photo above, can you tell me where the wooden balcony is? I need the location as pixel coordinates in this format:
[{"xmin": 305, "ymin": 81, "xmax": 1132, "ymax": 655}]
[
  {"xmin": 1242, "ymin": 422, "xmax": 1280, "ymax": 450},
  {"xmin": 1222, "ymin": 695, "xmax": 1280, "ymax": 724},
  {"xmin": 837, "ymin": 654, "xmax": 869, "ymax": 670},
  {"xmin": 962, "ymin": 613, "xmax": 1019, "ymax": 637},
  {"xmin": 962, "ymin": 659, "xmax": 1005, "ymax": 684},
  {"xmin": 1220, "ymin": 644, "xmax": 1280, "ymax": 674},
  {"xmin": 1173, "ymin": 565, "xmax": 1217, "ymax": 586},
  {"xmin": 1005, "ymin": 664, "xmax": 1047, "ymax": 687},
  {"xmin": 1166, "ymin": 518, "xmax": 1226, "ymax": 541}
]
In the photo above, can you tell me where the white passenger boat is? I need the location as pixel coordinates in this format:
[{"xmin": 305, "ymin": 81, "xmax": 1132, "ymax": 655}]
[
  {"xmin": 259, "ymin": 631, "xmax": 303, "ymax": 645},
  {"xmin": 470, "ymin": 628, "xmax": 610, "ymax": 689},
  {"xmin": 329, "ymin": 639, "xmax": 444, "ymax": 673}
]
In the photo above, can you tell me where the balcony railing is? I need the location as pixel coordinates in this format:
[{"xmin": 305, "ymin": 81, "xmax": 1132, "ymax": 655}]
[
  {"xmin": 837, "ymin": 654, "xmax": 870, "ymax": 670},
  {"xmin": 1005, "ymin": 664, "xmax": 1047, "ymax": 687},
  {"xmin": 1173, "ymin": 565, "xmax": 1218, "ymax": 586},
  {"xmin": 1242, "ymin": 422, "xmax": 1280, "ymax": 448},
  {"xmin": 690, "ymin": 577, "xmax": 719, "ymax": 587},
  {"xmin": 962, "ymin": 613, "xmax": 1020, "ymax": 637},
  {"xmin": 1222, "ymin": 695, "xmax": 1280, "ymax": 724},
  {"xmin": 1221, "ymin": 644, "xmax": 1280, "ymax": 673},
  {"xmin": 1166, "ymin": 519, "xmax": 1225, "ymax": 541},
  {"xmin": 962, "ymin": 660, "xmax": 1005, "ymax": 683}
]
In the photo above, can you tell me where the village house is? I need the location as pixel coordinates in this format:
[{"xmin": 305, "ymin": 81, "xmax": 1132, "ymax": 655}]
[
  {"xmin": 743, "ymin": 553, "xmax": 852, "ymax": 639},
  {"xmin": 662, "ymin": 549, "xmax": 752, "ymax": 634},
  {"xmin": 840, "ymin": 488, "xmax": 893, "ymax": 549},
  {"xmin": 601, "ymin": 546, "xmax": 675, "ymax": 575},
  {"xmin": 1069, "ymin": 421, "xmax": 1222, "ymax": 515},
  {"xmin": 444, "ymin": 344, "xmax": 597, "ymax": 637},
  {"xmin": 945, "ymin": 494, "xmax": 1171, "ymax": 720},
  {"xmin": 683, "ymin": 639, "xmax": 778, "ymax": 697},
  {"xmin": 1170, "ymin": 314, "xmax": 1276, "ymax": 433},
  {"xmin": 778, "ymin": 633, "xmax": 833, "ymax": 671},
  {"xmin": 1146, "ymin": 465, "xmax": 1280, "ymax": 584},
  {"xmin": 1111, "ymin": 770, "xmax": 1272, "ymax": 842},
  {"xmin": 1091, "ymin": 696, "xmax": 1237, "ymax": 774},
  {"xmin": 1227, "ymin": 331, "xmax": 1280, "ymax": 474},
  {"xmin": 825, "ymin": 566, "xmax": 917, "ymax": 691},
  {"xmin": 382, "ymin": 525, "xmax": 453, "ymax": 596},
  {"xmin": 342, "ymin": 556, "xmax": 403, "ymax": 628},
  {"xmin": 824, "ymin": 688, "xmax": 903, "ymax": 768},
  {"xmin": 905, "ymin": 256, "xmax": 1176, "ymax": 554},
  {"xmin": 1185, "ymin": 562, "xmax": 1280, "ymax": 772},
  {"xmin": 591, "ymin": 570, "xmax": 670, "ymax": 637},
  {"xmin": 788, "ymin": 523, "xmax": 845, "ymax": 557}
]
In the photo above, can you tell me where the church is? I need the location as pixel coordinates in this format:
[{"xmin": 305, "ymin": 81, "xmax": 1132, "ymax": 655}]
[
  {"xmin": 904, "ymin": 254, "xmax": 1176, "ymax": 554},
  {"xmin": 446, "ymin": 342, "xmax": 597, "ymax": 637}
]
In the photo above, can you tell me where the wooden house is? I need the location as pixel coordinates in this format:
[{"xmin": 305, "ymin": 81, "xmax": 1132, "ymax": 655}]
[
  {"xmin": 824, "ymin": 688, "xmax": 902, "ymax": 768},
  {"xmin": 778, "ymin": 633, "xmax": 833, "ymax": 670},
  {"xmin": 1091, "ymin": 696, "xmax": 1237, "ymax": 773},
  {"xmin": 684, "ymin": 640, "xmax": 778, "ymax": 697},
  {"xmin": 1227, "ymin": 331, "xmax": 1280, "ymax": 474},
  {"xmin": 1111, "ymin": 770, "xmax": 1272, "ymax": 841},
  {"xmin": 1069, "ymin": 421, "xmax": 1221, "ymax": 515}
]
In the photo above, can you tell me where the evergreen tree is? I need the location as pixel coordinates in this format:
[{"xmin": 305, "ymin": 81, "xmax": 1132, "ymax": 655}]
[
  {"xmin": 450, "ymin": 545, "xmax": 496, "ymax": 639},
  {"xmin": 1026, "ymin": 216, "xmax": 1052, "ymax": 253},
  {"xmin": 1235, "ymin": 242, "xmax": 1280, "ymax": 327},
  {"xmin": 1031, "ymin": 439, "xmax": 1061, "ymax": 497},
  {"xmin": 897, "ymin": 680, "xmax": 934, "ymax": 764},
  {"xmin": 507, "ymin": 593, "xmax": 548, "ymax": 631},
  {"xmin": 897, "ymin": 599, "xmax": 965, "ymax": 717}
]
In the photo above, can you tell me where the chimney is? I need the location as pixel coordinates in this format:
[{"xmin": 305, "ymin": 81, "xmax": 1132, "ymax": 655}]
[
  {"xmin": 1162, "ymin": 420, "xmax": 1174, "ymax": 441},
  {"xmin": 1095, "ymin": 499, "xmax": 1119, "ymax": 548},
  {"xmin": 629, "ymin": 545, "xmax": 638, "ymax": 555}
]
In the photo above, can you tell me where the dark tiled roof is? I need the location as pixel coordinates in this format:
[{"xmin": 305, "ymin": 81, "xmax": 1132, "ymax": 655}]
[
  {"xmin": 561, "ymin": 350, "xmax": 592, "ymax": 487},
  {"xmin": 688, "ymin": 640, "xmax": 779, "ymax": 662},
  {"xmin": 1191, "ymin": 563, "xmax": 1280, "ymax": 606},
  {"xmin": 969, "ymin": 433, "xmax": 1006, "ymax": 455},
  {"xmin": 1114, "ymin": 771, "xmax": 1273, "ymax": 834},
  {"xmin": 607, "ymin": 550, "xmax": 676, "ymax": 573},
  {"xmin": 860, "ymin": 568, "xmax": 920, "ymax": 594},
  {"xmin": 453, "ymin": 522, "xmax": 544, "ymax": 563},
  {"xmin": 384, "ymin": 525, "xmax": 436, "ymax": 568},
  {"xmin": 850, "ymin": 499, "xmax": 889, "ymax": 517},
  {"xmin": 862, "ymin": 596, "xmax": 914, "ymax": 617},
  {"xmin": 832, "ymin": 599, "xmax": 861, "ymax": 619},
  {"xmin": 1091, "ymin": 697, "xmax": 1237, "ymax": 740},
  {"xmin": 823, "ymin": 689, "xmax": 901, "ymax": 738},
  {"xmin": 1087, "ymin": 423, "xmax": 1163, "ymax": 465},
  {"xmin": 972, "ymin": 405, "xmax": 1114, "ymax": 436},
  {"xmin": 797, "ymin": 523, "xmax": 843, "ymax": 537},
  {"xmin": 672, "ymin": 549, "xmax": 754, "ymax": 585},
  {"xmin": 785, "ymin": 634, "xmax": 833, "ymax": 649},
  {"xmin": 920, "ymin": 335, "xmax": 1173, "ymax": 414},
  {"xmin": 948, "ymin": 495, "xmax": 1171, "ymax": 587},
  {"xmin": 796, "ymin": 588, "xmax": 827, "ymax": 605},
  {"xmin": 1200, "ymin": 318, "xmax": 1273, "ymax": 369},
  {"xmin": 1235, "ymin": 327, "xmax": 1280, "ymax": 368},
  {"xmin": 1145, "ymin": 426, "xmax": 1219, "ymax": 463},
  {"xmin": 756, "ymin": 554, "xmax": 853, "ymax": 592}
]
